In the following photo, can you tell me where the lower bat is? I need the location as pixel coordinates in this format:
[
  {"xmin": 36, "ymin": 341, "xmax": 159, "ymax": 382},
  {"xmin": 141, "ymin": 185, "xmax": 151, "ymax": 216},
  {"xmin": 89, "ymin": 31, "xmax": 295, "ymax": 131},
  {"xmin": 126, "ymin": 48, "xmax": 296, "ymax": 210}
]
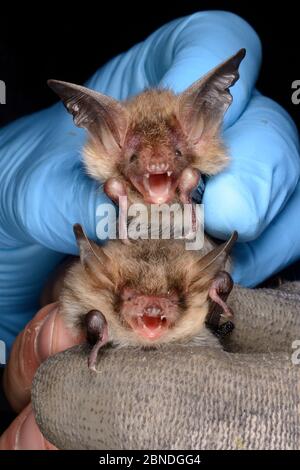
[{"xmin": 50, "ymin": 225, "xmax": 237, "ymax": 370}]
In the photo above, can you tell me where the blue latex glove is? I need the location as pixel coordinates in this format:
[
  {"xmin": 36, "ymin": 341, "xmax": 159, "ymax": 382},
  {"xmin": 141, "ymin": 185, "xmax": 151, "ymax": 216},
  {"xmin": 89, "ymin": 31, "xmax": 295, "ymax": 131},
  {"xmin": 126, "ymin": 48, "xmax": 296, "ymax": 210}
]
[{"xmin": 1, "ymin": 11, "xmax": 299, "ymax": 353}]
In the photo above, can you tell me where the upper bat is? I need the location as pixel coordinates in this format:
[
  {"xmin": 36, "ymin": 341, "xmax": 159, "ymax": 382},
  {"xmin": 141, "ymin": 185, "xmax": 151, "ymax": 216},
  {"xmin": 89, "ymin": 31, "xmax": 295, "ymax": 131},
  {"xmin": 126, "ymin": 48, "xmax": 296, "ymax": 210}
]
[{"xmin": 48, "ymin": 49, "xmax": 246, "ymax": 205}]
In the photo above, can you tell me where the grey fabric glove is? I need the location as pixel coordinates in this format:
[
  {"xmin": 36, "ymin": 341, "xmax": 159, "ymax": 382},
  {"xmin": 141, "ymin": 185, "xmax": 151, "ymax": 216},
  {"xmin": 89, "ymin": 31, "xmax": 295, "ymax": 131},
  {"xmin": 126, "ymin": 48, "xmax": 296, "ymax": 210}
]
[{"xmin": 31, "ymin": 283, "xmax": 300, "ymax": 450}]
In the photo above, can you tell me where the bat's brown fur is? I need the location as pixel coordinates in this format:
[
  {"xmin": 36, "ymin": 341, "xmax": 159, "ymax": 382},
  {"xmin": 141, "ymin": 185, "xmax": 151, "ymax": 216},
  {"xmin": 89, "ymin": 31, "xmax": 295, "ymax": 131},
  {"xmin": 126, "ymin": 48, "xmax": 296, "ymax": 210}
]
[
  {"xmin": 48, "ymin": 49, "xmax": 245, "ymax": 205},
  {"xmin": 59, "ymin": 236, "xmax": 228, "ymax": 349},
  {"xmin": 47, "ymin": 51, "xmax": 245, "ymax": 350},
  {"xmin": 84, "ymin": 88, "xmax": 228, "ymax": 199}
]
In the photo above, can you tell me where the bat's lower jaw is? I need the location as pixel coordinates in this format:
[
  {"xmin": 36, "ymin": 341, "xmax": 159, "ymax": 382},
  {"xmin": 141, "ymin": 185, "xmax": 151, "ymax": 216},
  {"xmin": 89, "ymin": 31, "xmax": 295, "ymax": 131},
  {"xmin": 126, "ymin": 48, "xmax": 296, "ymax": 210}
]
[
  {"xmin": 126, "ymin": 315, "xmax": 171, "ymax": 341},
  {"xmin": 143, "ymin": 193, "xmax": 175, "ymax": 205},
  {"xmin": 130, "ymin": 173, "xmax": 179, "ymax": 205}
]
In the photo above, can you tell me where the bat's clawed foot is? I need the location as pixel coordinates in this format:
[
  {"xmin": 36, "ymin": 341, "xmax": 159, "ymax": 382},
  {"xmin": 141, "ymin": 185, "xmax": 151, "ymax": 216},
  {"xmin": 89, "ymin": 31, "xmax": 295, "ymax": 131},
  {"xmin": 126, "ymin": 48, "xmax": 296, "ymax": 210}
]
[
  {"xmin": 182, "ymin": 203, "xmax": 199, "ymax": 239},
  {"xmin": 104, "ymin": 177, "xmax": 130, "ymax": 244},
  {"xmin": 178, "ymin": 168, "xmax": 202, "ymax": 239},
  {"xmin": 84, "ymin": 310, "xmax": 108, "ymax": 371},
  {"xmin": 209, "ymin": 271, "xmax": 234, "ymax": 320}
]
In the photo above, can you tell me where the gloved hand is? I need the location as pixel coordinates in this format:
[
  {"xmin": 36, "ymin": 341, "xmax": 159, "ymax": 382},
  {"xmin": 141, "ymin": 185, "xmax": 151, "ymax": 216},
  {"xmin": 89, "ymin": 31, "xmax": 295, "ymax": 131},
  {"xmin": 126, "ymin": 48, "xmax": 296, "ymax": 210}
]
[
  {"xmin": 0, "ymin": 303, "xmax": 77, "ymax": 449},
  {"xmin": 0, "ymin": 10, "xmax": 299, "ymax": 353}
]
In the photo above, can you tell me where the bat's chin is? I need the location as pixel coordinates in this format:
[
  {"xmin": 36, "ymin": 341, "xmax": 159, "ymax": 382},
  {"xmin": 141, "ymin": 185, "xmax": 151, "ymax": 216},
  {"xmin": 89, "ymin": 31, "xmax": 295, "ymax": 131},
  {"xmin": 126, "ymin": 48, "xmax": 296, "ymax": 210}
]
[
  {"xmin": 129, "ymin": 172, "xmax": 179, "ymax": 204},
  {"xmin": 126, "ymin": 314, "xmax": 171, "ymax": 341}
]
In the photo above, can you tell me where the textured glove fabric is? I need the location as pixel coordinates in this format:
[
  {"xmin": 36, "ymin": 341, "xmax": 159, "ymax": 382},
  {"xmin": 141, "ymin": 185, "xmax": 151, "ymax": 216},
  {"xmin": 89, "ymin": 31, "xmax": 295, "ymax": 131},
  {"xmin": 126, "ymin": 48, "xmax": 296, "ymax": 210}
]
[{"xmin": 31, "ymin": 283, "xmax": 300, "ymax": 450}]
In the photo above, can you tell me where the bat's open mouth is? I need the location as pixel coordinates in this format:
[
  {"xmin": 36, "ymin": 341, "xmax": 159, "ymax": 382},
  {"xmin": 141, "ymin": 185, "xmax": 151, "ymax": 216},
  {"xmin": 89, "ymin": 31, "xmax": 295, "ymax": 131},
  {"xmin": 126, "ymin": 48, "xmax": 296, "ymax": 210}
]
[
  {"xmin": 130, "ymin": 171, "xmax": 178, "ymax": 204},
  {"xmin": 121, "ymin": 289, "xmax": 179, "ymax": 341},
  {"xmin": 143, "ymin": 172, "xmax": 173, "ymax": 202},
  {"xmin": 127, "ymin": 313, "xmax": 169, "ymax": 340}
]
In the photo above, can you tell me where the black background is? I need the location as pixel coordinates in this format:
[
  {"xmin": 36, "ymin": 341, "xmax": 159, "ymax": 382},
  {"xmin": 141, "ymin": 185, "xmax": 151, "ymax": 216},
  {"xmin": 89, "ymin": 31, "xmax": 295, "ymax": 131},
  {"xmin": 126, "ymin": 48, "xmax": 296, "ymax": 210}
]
[
  {"xmin": 0, "ymin": 1, "xmax": 299, "ymax": 127},
  {"xmin": 0, "ymin": 1, "xmax": 299, "ymax": 282}
]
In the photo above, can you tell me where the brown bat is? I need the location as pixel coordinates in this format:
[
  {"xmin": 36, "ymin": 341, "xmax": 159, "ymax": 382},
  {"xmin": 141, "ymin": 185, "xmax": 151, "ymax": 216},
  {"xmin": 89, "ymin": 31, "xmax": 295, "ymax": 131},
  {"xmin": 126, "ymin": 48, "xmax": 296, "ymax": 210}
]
[
  {"xmin": 57, "ymin": 225, "xmax": 237, "ymax": 371},
  {"xmin": 48, "ymin": 49, "xmax": 246, "ymax": 214},
  {"xmin": 46, "ymin": 50, "xmax": 244, "ymax": 370}
]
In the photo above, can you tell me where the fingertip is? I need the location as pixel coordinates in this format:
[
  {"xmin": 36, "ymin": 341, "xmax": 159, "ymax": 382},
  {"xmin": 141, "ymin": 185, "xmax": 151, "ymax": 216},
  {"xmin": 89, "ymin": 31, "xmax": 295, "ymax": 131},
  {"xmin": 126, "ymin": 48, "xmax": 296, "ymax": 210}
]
[
  {"xmin": 0, "ymin": 404, "xmax": 57, "ymax": 450},
  {"xmin": 4, "ymin": 303, "xmax": 84, "ymax": 413},
  {"xmin": 3, "ymin": 304, "xmax": 57, "ymax": 412},
  {"xmin": 36, "ymin": 306, "xmax": 84, "ymax": 361},
  {"xmin": 204, "ymin": 173, "xmax": 264, "ymax": 242}
]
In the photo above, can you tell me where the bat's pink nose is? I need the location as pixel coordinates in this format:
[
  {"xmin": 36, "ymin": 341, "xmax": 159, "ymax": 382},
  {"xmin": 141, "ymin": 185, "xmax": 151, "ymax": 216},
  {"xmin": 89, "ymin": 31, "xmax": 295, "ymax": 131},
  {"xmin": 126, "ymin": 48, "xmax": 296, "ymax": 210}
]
[{"xmin": 143, "ymin": 304, "xmax": 162, "ymax": 316}]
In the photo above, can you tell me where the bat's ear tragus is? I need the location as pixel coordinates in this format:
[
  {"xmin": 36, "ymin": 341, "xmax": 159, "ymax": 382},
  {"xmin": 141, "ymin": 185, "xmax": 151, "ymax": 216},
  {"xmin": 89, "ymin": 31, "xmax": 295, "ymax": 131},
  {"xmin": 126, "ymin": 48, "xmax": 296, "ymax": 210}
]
[
  {"xmin": 198, "ymin": 231, "xmax": 238, "ymax": 272},
  {"xmin": 233, "ymin": 48, "xmax": 246, "ymax": 67},
  {"xmin": 73, "ymin": 223, "xmax": 84, "ymax": 243}
]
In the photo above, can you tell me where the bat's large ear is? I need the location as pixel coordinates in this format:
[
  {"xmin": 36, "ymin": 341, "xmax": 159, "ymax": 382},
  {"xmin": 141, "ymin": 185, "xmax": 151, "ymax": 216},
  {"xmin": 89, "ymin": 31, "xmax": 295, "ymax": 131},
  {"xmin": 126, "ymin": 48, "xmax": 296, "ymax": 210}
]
[
  {"xmin": 177, "ymin": 49, "xmax": 246, "ymax": 144},
  {"xmin": 198, "ymin": 231, "xmax": 238, "ymax": 272},
  {"xmin": 190, "ymin": 231, "xmax": 238, "ymax": 287},
  {"xmin": 48, "ymin": 80, "xmax": 128, "ymax": 152},
  {"xmin": 73, "ymin": 224, "xmax": 114, "ymax": 288}
]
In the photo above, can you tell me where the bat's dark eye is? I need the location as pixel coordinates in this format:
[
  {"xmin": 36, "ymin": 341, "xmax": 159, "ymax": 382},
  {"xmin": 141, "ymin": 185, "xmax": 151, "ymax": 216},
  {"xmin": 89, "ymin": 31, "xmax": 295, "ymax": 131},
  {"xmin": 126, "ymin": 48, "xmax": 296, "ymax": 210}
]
[
  {"xmin": 175, "ymin": 149, "xmax": 182, "ymax": 157},
  {"xmin": 130, "ymin": 153, "xmax": 138, "ymax": 163}
]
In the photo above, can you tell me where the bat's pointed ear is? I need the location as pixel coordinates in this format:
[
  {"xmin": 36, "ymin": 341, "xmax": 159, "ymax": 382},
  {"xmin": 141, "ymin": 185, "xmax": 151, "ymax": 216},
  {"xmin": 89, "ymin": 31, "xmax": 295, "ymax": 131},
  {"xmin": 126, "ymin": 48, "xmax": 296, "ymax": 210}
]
[
  {"xmin": 73, "ymin": 224, "xmax": 113, "ymax": 287},
  {"xmin": 190, "ymin": 231, "xmax": 238, "ymax": 288},
  {"xmin": 73, "ymin": 223, "xmax": 99, "ymax": 263},
  {"xmin": 177, "ymin": 49, "xmax": 246, "ymax": 144},
  {"xmin": 48, "ymin": 80, "xmax": 128, "ymax": 152},
  {"xmin": 73, "ymin": 223, "xmax": 85, "ymax": 244}
]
